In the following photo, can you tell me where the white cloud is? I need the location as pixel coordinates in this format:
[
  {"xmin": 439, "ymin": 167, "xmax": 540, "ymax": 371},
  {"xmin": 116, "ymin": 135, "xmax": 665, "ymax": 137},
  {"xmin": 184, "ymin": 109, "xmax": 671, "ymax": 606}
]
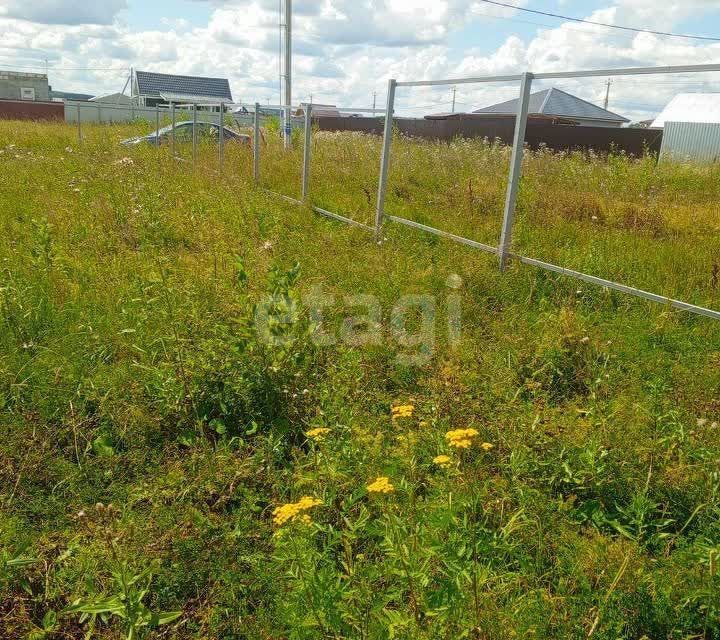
[
  {"xmin": 0, "ymin": 0, "xmax": 127, "ymax": 25},
  {"xmin": 0, "ymin": 0, "xmax": 718, "ymax": 121}
]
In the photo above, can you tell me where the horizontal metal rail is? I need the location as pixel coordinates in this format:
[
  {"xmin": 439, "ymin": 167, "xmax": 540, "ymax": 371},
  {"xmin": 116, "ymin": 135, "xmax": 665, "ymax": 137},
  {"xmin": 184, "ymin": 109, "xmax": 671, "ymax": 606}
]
[
  {"xmin": 267, "ymin": 190, "xmax": 302, "ymax": 206},
  {"xmin": 533, "ymin": 63, "xmax": 720, "ymax": 80},
  {"xmin": 245, "ymin": 104, "xmax": 382, "ymax": 114},
  {"xmin": 511, "ymin": 254, "xmax": 720, "ymax": 321},
  {"xmin": 386, "ymin": 215, "xmax": 498, "ymax": 255},
  {"xmin": 385, "ymin": 212, "xmax": 720, "ymax": 320},
  {"xmin": 334, "ymin": 107, "xmax": 387, "ymax": 114},
  {"xmin": 313, "ymin": 206, "xmax": 374, "ymax": 231},
  {"xmin": 261, "ymin": 192, "xmax": 719, "ymax": 321},
  {"xmin": 398, "ymin": 74, "xmax": 522, "ymax": 87},
  {"xmin": 263, "ymin": 188, "xmax": 374, "ymax": 232},
  {"xmin": 397, "ymin": 63, "xmax": 720, "ymax": 87}
]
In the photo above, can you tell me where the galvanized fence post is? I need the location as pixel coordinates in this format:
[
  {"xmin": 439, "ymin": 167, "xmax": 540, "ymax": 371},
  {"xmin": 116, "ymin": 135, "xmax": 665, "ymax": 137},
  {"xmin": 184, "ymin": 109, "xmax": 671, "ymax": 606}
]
[
  {"xmin": 302, "ymin": 104, "xmax": 312, "ymax": 201},
  {"xmin": 155, "ymin": 105, "xmax": 160, "ymax": 137},
  {"xmin": 219, "ymin": 102, "xmax": 225, "ymax": 171},
  {"xmin": 498, "ymin": 71, "xmax": 533, "ymax": 270},
  {"xmin": 76, "ymin": 103, "xmax": 82, "ymax": 144},
  {"xmin": 374, "ymin": 79, "xmax": 397, "ymax": 240},
  {"xmin": 253, "ymin": 102, "xmax": 261, "ymax": 184},
  {"xmin": 192, "ymin": 103, "xmax": 198, "ymax": 167},
  {"xmin": 170, "ymin": 102, "xmax": 176, "ymax": 158}
]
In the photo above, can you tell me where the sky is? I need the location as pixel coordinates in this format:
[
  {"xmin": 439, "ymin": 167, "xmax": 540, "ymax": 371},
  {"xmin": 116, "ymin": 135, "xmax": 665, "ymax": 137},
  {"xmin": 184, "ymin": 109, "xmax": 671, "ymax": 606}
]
[{"xmin": 0, "ymin": 0, "xmax": 719, "ymax": 121}]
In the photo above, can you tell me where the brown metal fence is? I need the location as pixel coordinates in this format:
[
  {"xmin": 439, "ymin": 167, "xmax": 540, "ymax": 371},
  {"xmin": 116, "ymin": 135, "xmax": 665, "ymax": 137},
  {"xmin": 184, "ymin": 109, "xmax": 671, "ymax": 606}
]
[
  {"xmin": 315, "ymin": 115, "xmax": 663, "ymax": 156},
  {"xmin": 0, "ymin": 99, "xmax": 64, "ymax": 122}
]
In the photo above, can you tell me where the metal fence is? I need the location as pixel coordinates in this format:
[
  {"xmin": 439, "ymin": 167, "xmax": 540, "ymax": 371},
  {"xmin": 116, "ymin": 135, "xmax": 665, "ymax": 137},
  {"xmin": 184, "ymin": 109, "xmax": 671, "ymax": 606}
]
[
  {"xmin": 660, "ymin": 121, "xmax": 720, "ymax": 164},
  {"xmin": 65, "ymin": 100, "xmax": 174, "ymax": 124},
  {"xmin": 70, "ymin": 98, "xmax": 237, "ymax": 170},
  {"xmin": 255, "ymin": 64, "xmax": 720, "ymax": 322},
  {"xmin": 313, "ymin": 114, "xmax": 664, "ymax": 156}
]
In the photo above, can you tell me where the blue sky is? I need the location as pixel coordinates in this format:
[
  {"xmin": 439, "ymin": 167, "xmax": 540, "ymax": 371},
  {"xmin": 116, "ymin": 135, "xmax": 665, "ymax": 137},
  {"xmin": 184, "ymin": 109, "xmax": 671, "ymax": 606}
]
[
  {"xmin": 121, "ymin": 1, "xmax": 213, "ymax": 30},
  {"xmin": 0, "ymin": 0, "xmax": 719, "ymax": 120}
]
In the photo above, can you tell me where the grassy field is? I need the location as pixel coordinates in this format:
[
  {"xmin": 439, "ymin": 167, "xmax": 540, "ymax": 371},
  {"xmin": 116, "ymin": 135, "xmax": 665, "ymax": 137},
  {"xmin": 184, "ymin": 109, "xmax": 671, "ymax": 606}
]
[{"xmin": 1, "ymin": 119, "xmax": 720, "ymax": 640}]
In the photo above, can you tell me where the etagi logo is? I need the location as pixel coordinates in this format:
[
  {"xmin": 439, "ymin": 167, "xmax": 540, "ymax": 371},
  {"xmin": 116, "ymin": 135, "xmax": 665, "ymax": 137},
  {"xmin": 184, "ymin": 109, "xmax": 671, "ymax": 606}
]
[{"xmin": 255, "ymin": 274, "xmax": 463, "ymax": 365}]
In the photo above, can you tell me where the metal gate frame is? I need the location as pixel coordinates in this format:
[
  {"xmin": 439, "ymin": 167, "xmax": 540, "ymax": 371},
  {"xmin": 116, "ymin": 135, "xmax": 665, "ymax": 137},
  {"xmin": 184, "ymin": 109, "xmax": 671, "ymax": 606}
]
[{"xmin": 373, "ymin": 64, "xmax": 720, "ymax": 322}]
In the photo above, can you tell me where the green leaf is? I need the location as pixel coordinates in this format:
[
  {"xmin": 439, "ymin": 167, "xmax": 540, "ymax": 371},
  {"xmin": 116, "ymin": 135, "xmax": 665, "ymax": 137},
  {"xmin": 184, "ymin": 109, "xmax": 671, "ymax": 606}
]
[
  {"xmin": 151, "ymin": 610, "xmax": 182, "ymax": 626},
  {"xmin": 177, "ymin": 430, "xmax": 198, "ymax": 447},
  {"xmin": 234, "ymin": 257, "xmax": 248, "ymax": 285},
  {"xmin": 65, "ymin": 596, "xmax": 125, "ymax": 615},
  {"xmin": 6, "ymin": 555, "xmax": 39, "ymax": 568},
  {"xmin": 210, "ymin": 419, "xmax": 227, "ymax": 435},
  {"xmin": 42, "ymin": 609, "xmax": 58, "ymax": 630},
  {"xmin": 92, "ymin": 434, "xmax": 115, "ymax": 457}
]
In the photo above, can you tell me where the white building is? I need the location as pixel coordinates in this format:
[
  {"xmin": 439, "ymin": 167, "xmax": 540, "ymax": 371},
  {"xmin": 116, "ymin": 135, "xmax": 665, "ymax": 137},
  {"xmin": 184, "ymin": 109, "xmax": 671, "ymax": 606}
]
[
  {"xmin": 651, "ymin": 93, "xmax": 720, "ymax": 128},
  {"xmin": 131, "ymin": 70, "xmax": 233, "ymax": 109},
  {"xmin": 653, "ymin": 94, "xmax": 720, "ymax": 164}
]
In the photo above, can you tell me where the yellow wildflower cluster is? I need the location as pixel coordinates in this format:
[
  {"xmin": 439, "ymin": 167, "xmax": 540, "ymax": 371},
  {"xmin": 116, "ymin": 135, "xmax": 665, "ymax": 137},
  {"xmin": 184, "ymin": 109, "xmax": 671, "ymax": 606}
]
[
  {"xmin": 433, "ymin": 455, "xmax": 453, "ymax": 468},
  {"xmin": 391, "ymin": 404, "xmax": 414, "ymax": 420},
  {"xmin": 272, "ymin": 496, "xmax": 322, "ymax": 526},
  {"xmin": 480, "ymin": 442, "xmax": 495, "ymax": 452},
  {"xmin": 367, "ymin": 476, "xmax": 395, "ymax": 494},
  {"xmin": 305, "ymin": 427, "xmax": 331, "ymax": 441},
  {"xmin": 445, "ymin": 428, "xmax": 480, "ymax": 449}
]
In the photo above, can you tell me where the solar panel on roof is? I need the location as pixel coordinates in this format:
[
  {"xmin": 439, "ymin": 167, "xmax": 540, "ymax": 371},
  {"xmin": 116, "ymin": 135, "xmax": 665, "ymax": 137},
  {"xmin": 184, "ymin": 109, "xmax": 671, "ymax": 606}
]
[{"xmin": 135, "ymin": 71, "xmax": 233, "ymax": 101}]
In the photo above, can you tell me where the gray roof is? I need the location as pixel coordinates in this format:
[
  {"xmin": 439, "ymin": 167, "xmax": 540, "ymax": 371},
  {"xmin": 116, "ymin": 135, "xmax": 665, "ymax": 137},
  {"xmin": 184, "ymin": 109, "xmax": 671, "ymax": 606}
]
[
  {"xmin": 50, "ymin": 90, "xmax": 93, "ymax": 102},
  {"xmin": 474, "ymin": 87, "xmax": 629, "ymax": 123},
  {"xmin": 135, "ymin": 70, "xmax": 232, "ymax": 101}
]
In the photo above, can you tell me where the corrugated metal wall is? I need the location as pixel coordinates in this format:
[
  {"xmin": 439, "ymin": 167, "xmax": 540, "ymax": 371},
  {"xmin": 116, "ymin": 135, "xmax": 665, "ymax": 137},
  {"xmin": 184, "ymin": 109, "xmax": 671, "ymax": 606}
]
[
  {"xmin": 660, "ymin": 121, "xmax": 720, "ymax": 164},
  {"xmin": 0, "ymin": 99, "xmax": 63, "ymax": 121},
  {"xmin": 313, "ymin": 116, "xmax": 663, "ymax": 156}
]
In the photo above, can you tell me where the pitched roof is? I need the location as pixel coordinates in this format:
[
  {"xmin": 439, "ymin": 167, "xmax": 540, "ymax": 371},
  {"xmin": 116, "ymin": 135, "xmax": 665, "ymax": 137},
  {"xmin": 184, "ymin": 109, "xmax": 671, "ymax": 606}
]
[
  {"xmin": 474, "ymin": 87, "xmax": 629, "ymax": 123},
  {"xmin": 50, "ymin": 90, "xmax": 94, "ymax": 102},
  {"xmin": 297, "ymin": 103, "xmax": 342, "ymax": 117},
  {"xmin": 135, "ymin": 70, "xmax": 232, "ymax": 101},
  {"xmin": 651, "ymin": 93, "xmax": 720, "ymax": 128}
]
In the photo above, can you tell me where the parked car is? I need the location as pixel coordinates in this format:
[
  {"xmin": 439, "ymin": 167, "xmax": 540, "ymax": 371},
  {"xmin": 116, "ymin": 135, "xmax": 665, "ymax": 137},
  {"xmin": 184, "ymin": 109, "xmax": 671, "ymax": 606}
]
[{"xmin": 121, "ymin": 121, "xmax": 250, "ymax": 146}]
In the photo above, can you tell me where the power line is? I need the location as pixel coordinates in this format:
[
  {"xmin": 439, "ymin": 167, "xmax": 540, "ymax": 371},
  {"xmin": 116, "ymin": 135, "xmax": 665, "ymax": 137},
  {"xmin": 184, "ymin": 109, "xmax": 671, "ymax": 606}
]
[
  {"xmin": 476, "ymin": 0, "xmax": 720, "ymax": 42},
  {"xmin": 471, "ymin": 8, "xmax": 639, "ymax": 44}
]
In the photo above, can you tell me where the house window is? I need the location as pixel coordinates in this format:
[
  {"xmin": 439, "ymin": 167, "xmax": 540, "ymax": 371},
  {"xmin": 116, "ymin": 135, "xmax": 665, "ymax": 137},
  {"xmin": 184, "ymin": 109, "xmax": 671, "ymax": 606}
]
[{"xmin": 20, "ymin": 87, "xmax": 36, "ymax": 101}]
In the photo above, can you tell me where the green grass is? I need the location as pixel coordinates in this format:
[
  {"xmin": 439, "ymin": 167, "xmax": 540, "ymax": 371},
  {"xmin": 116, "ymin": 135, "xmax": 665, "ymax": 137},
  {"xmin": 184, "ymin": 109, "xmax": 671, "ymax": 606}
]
[{"xmin": 1, "ymin": 119, "xmax": 720, "ymax": 640}]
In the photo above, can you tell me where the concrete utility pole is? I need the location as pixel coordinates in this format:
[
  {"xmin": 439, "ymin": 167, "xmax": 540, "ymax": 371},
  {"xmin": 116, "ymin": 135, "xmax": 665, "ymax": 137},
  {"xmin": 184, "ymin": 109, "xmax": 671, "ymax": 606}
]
[
  {"xmin": 451, "ymin": 86, "xmax": 457, "ymax": 113},
  {"xmin": 603, "ymin": 78, "xmax": 612, "ymax": 109},
  {"xmin": 372, "ymin": 91, "xmax": 377, "ymax": 115},
  {"xmin": 282, "ymin": 0, "xmax": 292, "ymax": 149}
]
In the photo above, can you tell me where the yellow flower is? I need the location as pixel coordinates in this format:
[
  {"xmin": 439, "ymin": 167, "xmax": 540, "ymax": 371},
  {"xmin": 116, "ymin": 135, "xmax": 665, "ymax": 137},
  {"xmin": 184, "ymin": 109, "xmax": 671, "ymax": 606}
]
[
  {"xmin": 433, "ymin": 454, "xmax": 452, "ymax": 468},
  {"xmin": 481, "ymin": 442, "xmax": 494, "ymax": 452},
  {"xmin": 391, "ymin": 404, "xmax": 414, "ymax": 420},
  {"xmin": 366, "ymin": 476, "xmax": 395, "ymax": 494},
  {"xmin": 272, "ymin": 496, "xmax": 322, "ymax": 526},
  {"xmin": 445, "ymin": 428, "xmax": 480, "ymax": 449},
  {"xmin": 305, "ymin": 427, "xmax": 331, "ymax": 441}
]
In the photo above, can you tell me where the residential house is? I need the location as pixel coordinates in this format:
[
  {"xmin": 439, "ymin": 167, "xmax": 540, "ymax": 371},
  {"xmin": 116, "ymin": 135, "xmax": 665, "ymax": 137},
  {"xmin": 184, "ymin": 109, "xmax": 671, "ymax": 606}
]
[
  {"xmin": 0, "ymin": 70, "xmax": 50, "ymax": 102},
  {"xmin": 474, "ymin": 87, "xmax": 629, "ymax": 128},
  {"xmin": 295, "ymin": 103, "xmax": 342, "ymax": 117},
  {"xmin": 131, "ymin": 70, "xmax": 233, "ymax": 109}
]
